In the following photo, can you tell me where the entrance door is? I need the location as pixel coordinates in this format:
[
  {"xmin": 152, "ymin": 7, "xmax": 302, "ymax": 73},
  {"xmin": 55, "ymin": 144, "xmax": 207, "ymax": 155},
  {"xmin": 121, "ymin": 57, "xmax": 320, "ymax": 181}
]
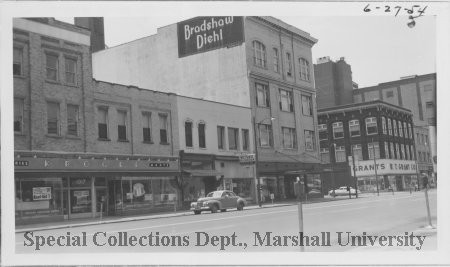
[
  {"xmin": 203, "ymin": 177, "xmax": 217, "ymax": 195},
  {"xmin": 96, "ymin": 188, "xmax": 107, "ymax": 216},
  {"xmin": 62, "ymin": 190, "xmax": 69, "ymax": 219}
]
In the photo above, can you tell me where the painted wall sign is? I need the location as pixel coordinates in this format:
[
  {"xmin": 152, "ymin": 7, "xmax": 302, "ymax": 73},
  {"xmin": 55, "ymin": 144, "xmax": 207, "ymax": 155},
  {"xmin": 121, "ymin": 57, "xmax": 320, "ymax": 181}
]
[
  {"xmin": 239, "ymin": 153, "xmax": 256, "ymax": 165},
  {"xmin": 177, "ymin": 16, "xmax": 244, "ymax": 58},
  {"xmin": 352, "ymin": 159, "xmax": 418, "ymax": 177},
  {"xmin": 32, "ymin": 187, "xmax": 52, "ymax": 201}
]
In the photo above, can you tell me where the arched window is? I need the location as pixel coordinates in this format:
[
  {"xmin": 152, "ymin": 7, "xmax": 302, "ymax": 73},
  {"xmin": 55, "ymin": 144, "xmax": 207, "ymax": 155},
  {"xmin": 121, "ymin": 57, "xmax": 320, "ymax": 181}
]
[
  {"xmin": 252, "ymin": 40, "xmax": 266, "ymax": 68},
  {"xmin": 299, "ymin": 58, "xmax": 310, "ymax": 81}
]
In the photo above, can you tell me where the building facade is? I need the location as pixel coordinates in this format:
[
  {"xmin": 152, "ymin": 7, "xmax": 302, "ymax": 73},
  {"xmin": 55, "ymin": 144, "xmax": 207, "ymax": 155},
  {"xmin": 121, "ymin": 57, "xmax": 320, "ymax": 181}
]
[
  {"xmin": 353, "ymin": 74, "xmax": 436, "ymax": 182},
  {"xmin": 318, "ymin": 101, "xmax": 418, "ymax": 193},
  {"xmin": 92, "ymin": 16, "xmax": 323, "ymax": 201}
]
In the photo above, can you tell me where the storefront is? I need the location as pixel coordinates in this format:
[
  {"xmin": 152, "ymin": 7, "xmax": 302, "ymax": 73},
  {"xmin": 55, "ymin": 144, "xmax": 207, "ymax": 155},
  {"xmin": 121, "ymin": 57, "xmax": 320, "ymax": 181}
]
[
  {"xmin": 15, "ymin": 152, "xmax": 180, "ymax": 225},
  {"xmin": 217, "ymin": 155, "xmax": 255, "ymax": 202}
]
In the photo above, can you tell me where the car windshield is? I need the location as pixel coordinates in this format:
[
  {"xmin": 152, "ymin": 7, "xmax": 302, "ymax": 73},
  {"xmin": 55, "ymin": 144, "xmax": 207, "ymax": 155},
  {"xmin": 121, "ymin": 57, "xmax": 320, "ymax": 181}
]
[{"xmin": 206, "ymin": 191, "xmax": 222, "ymax": 198}]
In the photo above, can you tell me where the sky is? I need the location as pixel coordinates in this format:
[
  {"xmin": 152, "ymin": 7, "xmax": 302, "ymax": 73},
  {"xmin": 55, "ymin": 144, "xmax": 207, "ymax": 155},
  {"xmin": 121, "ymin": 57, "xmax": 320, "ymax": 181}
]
[{"xmin": 59, "ymin": 15, "xmax": 436, "ymax": 88}]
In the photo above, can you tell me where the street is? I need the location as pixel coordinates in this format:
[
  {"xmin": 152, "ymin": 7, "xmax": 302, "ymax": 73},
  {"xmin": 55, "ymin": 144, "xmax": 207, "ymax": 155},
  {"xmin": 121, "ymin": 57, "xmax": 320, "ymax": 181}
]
[{"xmin": 15, "ymin": 190, "xmax": 437, "ymax": 253}]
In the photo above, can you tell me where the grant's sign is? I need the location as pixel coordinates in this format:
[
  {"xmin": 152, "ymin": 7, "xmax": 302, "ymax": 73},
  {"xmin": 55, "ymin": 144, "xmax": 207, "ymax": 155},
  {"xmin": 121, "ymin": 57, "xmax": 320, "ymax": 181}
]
[
  {"xmin": 177, "ymin": 16, "xmax": 244, "ymax": 58},
  {"xmin": 352, "ymin": 159, "xmax": 418, "ymax": 177}
]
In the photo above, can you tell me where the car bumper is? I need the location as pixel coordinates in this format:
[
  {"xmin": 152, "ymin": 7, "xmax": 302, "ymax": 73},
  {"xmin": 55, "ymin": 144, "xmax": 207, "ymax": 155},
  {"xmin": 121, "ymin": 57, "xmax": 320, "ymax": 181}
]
[{"xmin": 190, "ymin": 206, "xmax": 211, "ymax": 211}]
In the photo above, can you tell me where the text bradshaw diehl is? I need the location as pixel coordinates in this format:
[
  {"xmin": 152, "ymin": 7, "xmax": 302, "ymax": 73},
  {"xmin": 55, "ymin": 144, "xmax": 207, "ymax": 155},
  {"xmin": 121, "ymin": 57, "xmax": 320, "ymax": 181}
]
[{"xmin": 23, "ymin": 231, "xmax": 427, "ymax": 251}]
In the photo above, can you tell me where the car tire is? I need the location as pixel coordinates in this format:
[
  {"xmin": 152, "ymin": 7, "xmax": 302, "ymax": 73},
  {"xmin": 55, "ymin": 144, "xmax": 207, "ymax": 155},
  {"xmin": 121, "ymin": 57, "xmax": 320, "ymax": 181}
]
[
  {"xmin": 221, "ymin": 209, "xmax": 226, "ymax": 212},
  {"xmin": 194, "ymin": 210, "xmax": 201, "ymax": 215},
  {"xmin": 211, "ymin": 205, "xmax": 218, "ymax": 213},
  {"xmin": 237, "ymin": 202, "xmax": 244, "ymax": 211}
]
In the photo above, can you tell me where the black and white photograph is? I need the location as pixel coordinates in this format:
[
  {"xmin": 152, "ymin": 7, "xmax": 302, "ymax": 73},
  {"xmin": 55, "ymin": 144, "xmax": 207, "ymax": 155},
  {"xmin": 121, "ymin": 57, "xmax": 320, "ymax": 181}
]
[{"xmin": 1, "ymin": 1, "xmax": 450, "ymax": 266}]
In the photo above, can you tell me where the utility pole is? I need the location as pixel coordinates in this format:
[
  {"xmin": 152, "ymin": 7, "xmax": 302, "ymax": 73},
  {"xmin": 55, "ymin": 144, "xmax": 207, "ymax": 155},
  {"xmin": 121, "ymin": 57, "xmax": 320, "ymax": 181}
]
[
  {"xmin": 252, "ymin": 116, "xmax": 262, "ymax": 207},
  {"xmin": 295, "ymin": 177, "xmax": 304, "ymax": 252},
  {"xmin": 351, "ymin": 144, "xmax": 358, "ymax": 198},
  {"xmin": 371, "ymin": 141, "xmax": 380, "ymax": 196}
]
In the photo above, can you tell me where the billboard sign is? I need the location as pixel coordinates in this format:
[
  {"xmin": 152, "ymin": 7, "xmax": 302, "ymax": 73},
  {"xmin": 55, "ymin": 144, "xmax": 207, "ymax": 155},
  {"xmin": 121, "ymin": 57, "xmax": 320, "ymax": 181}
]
[
  {"xmin": 177, "ymin": 16, "xmax": 244, "ymax": 58},
  {"xmin": 353, "ymin": 159, "xmax": 418, "ymax": 177}
]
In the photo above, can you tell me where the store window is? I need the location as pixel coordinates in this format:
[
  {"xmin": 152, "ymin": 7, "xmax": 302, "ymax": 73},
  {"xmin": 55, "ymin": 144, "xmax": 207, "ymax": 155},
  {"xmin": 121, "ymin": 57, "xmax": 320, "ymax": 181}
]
[
  {"xmin": 45, "ymin": 53, "xmax": 58, "ymax": 81},
  {"xmin": 258, "ymin": 124, "xmax": 272, "ymax": 147},
  {"xmin": 279, "ymin": 89, "xmax": 293, "ymax": 112},
  {"xmin": 335, "ymin": 146, "xmax": 346, "ymax": 162},
  {"xmin": 352, "ymin": 144, "xmax": 363, "ymax": 161},
  {"xmin": 228, "ymin": 127, "xmax": 239, "ymax": 150},
  {"xmin": 185, "ymin": 121, "xmax": 193, "ymax": 147},
  {"xmin": 117, "ymin": 110, "xmax": 128, "ymax": 141},
  {"xmin": 47, "ymin": 102, "xmax": 60, "ymax": 135},
  {"xmin": 252, "ymin": 40, "xmax": 266, "ymax": 68},
  {"xmin": 273, "ymin": 48, "xmax": 279, "ymax": 73},
  {"xmin": 299, "ymin": 58, "xmax": 310, "ymax": 81},
  {"xmin": 304, "ymin": 130, "xmax": 315, "ymax": 151},
  {"xmin": 368, "ymin": 142, "xmax": 380, "ymax": 159},
  {"xmin": 67, "ymin": 104, "xmax": 79, "ymax": 136},
  {"xmin": 64, "ymin": 57, "xmax": 77, "ymax": 85},
  {"xmin": 318, "ymin": 124, "xmax": 328, "ymax": 141},
  {"xmin": 97, "ymin": 106, "xmax": 109, "ymax": 140},
  {"xmin": 217, "ymin": 126, "xmax": 225, "ymax": 150},
  {"xmin": 198, "ymin": 122, "xmax": 206, "ymax": 149},
  {"xmin": 349, "ymin": 119, "xmax": 360, "ymax": 137},
  {"xmin": 256, "ymin": 83, "xmax": 270, "ymax": 107},
  {"xmin": 14, "ymin": 98, "xmax": 24, "ymax": 134},
  {"xmin": 282, "ymin": 127, "xmax": 297, "ymax": 149},
  {"xmin": 13, "ymin": 47, "xmax": 23, "ymax": 76},
  {"xmin": 320, "ymin": 148, "xmax": 330, "ymax": 163},
  {"xmin": 70, "ymin": 177, "xmax": 92, "ymax": 214},
  {"xmin": 365, "ymin": 117, "xmax": 378, "ymax": 135},
  {"xmin": 301, "ymin": 95, "xmax": 313, "ymax": 116},
  {"xmin": 159, "ymin": 114, "xmax": 168, "ymax": 144},
  {"xmin": 142, "ymin": 112, "xmax": 152, "ymax": 143},
  {"xmin": 332, "ymin": 122, "xmax": 344, "ymax": 139},
  {"xmin": 242, "ymin": 129, "xmax": 250, "ymax": 151}
]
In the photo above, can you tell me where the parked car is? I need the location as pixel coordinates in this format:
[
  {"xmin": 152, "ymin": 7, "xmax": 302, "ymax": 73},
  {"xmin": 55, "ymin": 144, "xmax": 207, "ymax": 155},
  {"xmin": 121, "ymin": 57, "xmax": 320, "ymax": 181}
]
[
  {"xmin": 190, "ymin": 190, "xmax": 246, "ymax": 215},
  {"xmin": 328, "ymin": 186, "xmax": 360, "ymax": 196}
]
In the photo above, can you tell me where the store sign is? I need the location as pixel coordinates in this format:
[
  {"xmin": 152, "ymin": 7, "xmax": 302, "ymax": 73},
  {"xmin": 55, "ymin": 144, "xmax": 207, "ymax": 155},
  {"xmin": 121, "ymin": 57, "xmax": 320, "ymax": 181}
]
[
  {"xmin": 177, "ymin": 16, "xmax": 244, "ymax": 58},
  {"xmin": 32, "ymin": 187, "xmax": 52, "ymax": 201},
  {"xmin": 352, "ymin": 159, "xmax": 418, "ymax": 177},
  {"xmin": 239, "ymin": 153, "xmax": 256, "ymax": 165}
]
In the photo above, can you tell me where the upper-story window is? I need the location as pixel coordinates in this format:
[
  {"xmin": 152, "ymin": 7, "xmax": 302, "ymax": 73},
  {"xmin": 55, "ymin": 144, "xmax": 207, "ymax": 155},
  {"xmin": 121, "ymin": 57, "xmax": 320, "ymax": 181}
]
[
  {"xmin": 185, "ymin": 121, "xmax": 193, "ymax": 147},
  {"xmin": 352, "ymin": 144, "xmax": 363, "ymax": 161},
  {"xmin": 142, "ymin": 112, "xmax": 152, "ymax": 143},
  {"xmin": 349, "ymin": 120, "xmax": 360, "ymax": 137},
  {"xmin": 299, "ymin": 58, "xmax": 310, "ymax": 81},
  {"xmin": 387, "ymin": 118, "xmax": 392, "ymax": 135},
  {"xmin": 318, "ymin": 124, "xmax": 328, "ymax": 141},
  {"xmin": 301, "ymin": 95, "xmax": 313, "ymax": 116},
  {"xmin": 279, "ymin": 89, "xmax": 293, "ymax": 112},
  {"xmin": 217, "ymin": 126, "xmax": 226, "ymax": 150},
  {"xmin": 47, "ymin": 102, "xmax": 60, "ymax": 135},
  {"xmin": 384, "ymin": 142, "xmax": 389, "ymax": 159},
  {"xmin": 13, "ymin": 47, "xmax": 23, "ymax": 76},
  {"xmin": 282, "ymin": 127, "xmax": 297, "ymax": 149},
  {"xmin": 273, "ymin": 48, "xmax": 279, "ymax": 73},
  {"xmin": 335, "ymin": 146, "xmax": 346, "ymax": 162},
  {"xmin": 258, "ymin": 124, "xmax": 273, "ymax": 147},
  {"xmin": 386, "ymin": 91, "xmax": 394, "ymax": 98},
  {"xmin": 304, "ymin": 130, "xmax": 315, "ymax": 151},
  {"xmin": 256, "ymin": 83, "xmax": 270, "ymax": 107},
  {"xmin": 228, "ymin": 127, "xmax": 239, "ymax": 150},
  {"xmin": 408, "ymin": 123, "xmax": 413, "ymax": 139},
  {"xmin": 97, "ymin": 107, "xmax": 109, "ymax": 140},
  {"xmin": 64, "ymin": 57, "xmax": 77, "ymax": 85},
  {"xmin": 242, "ymin": 129, "xmax": 250, "ymax": 151},
  {"xmin": 332, "ymin": 122, "xmax": 344, "ymax": 139},
  {"xmin": 382, "ymin": 117, "xmax": 387, "ymax": 134},
  {"xmin": 117, "ymin": 110, "xmax": 128, "ymax": 141},
  {"xmin": 393, "ymin": 119, "xmax": 398, "ymax": 136},
  {"xmin": 252, "ymin": 41, "xmax": 266, "ymax": 68},
  {"xmin": 365, "ymin": 117, "xmax": 378, "ymax": 135},
  {"xmin": 45, "ymin": 53, "xmax": 59, "ymax": 81},
  {"xmin": 198, "ymin": 122, "xmax": 206, "ymax": 149},
  {"xmin": 398, "ymin": 120, "xmax": 403, "ymax": 137},
  {"xmin": 405, "ymin": 144, "xmax": 409, "ymax": 160},
  {"xmin": 320, "ymin": 148, "xmax": 330, "ymax": 163},
  {"xmin": 159, "ymin": 114, "xmax": 169, "ymax": 144},
  {"xmin": 403, "ymin": 122, "xmax": 408, "ymax": 139},
  {"xmin": 410, "ymin": 145, "xmax": 415, "ymax": 160},
  {"xmin": 286, "ymin": 52, "xmax": 292, "ymax": 76},
  {"xmin": 67, "ymin": 104, "xmax": 79, "ymax": 137},
  {"xmin": 14, "ymin": 98, "xmax": 24, "ymax": 134},
  {"xmin": 395, "ymin": 143, "xmax": 400, "ymax": 159},
  {"xmin": 368, "ymin": 142, "xmax": 380, "ymax": 159},
  {"xmin": 390, "ymin": 142, "xmax": 395, "ymax": 159}
]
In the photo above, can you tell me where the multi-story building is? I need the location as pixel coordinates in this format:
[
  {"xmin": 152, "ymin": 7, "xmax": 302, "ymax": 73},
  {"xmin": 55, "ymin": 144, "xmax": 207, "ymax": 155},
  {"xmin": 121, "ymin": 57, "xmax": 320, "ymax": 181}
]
[
  {"xmin": 318, "ymin": 101, "xmax": 418, "ymax": 193},
  {"xmin": 353, "ymin": 74, "xmax": 436, "ymax": 182},
  {"xmin": 92, "ymin": 16, "xmax": 323, "ymax": 200}
]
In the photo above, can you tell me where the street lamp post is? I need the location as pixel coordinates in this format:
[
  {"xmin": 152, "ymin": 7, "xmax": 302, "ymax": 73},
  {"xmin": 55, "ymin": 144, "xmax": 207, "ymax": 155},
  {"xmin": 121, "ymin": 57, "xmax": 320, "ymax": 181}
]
[
  {"xmin": 350, "ymin": 144, "xmax": 358, "ymax": 198},
  {"xmin": 331, "ymin": 143, "xmax": 336, "ymax": 197},
  {"xmin": 371, "ymin": 139, "xmax": 380, "ymax": 196}
]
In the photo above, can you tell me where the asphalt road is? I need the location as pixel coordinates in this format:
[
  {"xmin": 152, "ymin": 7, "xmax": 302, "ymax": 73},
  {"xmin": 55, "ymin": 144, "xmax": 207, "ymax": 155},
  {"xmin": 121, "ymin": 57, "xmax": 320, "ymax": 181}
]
[{"xmin": 16, "ymin": 190, "xmax": 437, "ymax": 253}]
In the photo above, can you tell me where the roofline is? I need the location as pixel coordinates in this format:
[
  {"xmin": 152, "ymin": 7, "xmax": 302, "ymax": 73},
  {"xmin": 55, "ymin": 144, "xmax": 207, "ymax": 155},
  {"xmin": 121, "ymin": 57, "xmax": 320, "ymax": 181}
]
[
  {"xmin": 318, "ymin": 100, "xmax": 413, "ymax": 115},
  {"xmin": 354, "ymin": 73, "xmax": 436, "ymax": 93},
  {"xmin": 175, "ymin": 94, "xmax": 251, "ymax": 110}
]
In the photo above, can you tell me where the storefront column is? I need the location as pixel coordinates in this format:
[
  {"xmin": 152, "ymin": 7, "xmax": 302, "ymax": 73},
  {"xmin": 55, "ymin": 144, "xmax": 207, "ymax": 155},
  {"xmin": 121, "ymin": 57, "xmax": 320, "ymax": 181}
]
[{"xmin": 91, "ymin": 177, "xmax": 96, "ymax": 218}]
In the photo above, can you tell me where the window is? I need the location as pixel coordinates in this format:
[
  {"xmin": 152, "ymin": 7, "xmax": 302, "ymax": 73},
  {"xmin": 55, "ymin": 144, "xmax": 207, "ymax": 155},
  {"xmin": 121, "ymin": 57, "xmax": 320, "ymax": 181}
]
[
  {"xmin": 256, "ymin": 83, "xmax": 270, "ymax": 107},
  {"xmin": 228, "ymin": 127, "xmax": 239, "ymax": 150},
  {"xmin": 184, "ymin": 121, "xmax": 193, "ymax": 147},
  {"xmin": 335, "ymin": 146, "xmax": 346, "ymax": 163},
  {"xmin": 198, "ymin": 123, "xmax": 206, "ymax": 148},
  {"xmin": 398, "ymin": 121, "xmax": 403, "ymax": 137},
  {"xmin": 279, "ymin": 89, "xmax": 293, "ymax": 112},
  {"xmin": 97, "ymin": 107, "xmax": 108, "ymax": 139},
  {"xmin": 286, "ymin": 52, "xmax": 292, "ymax": 76},
  {"xmin": 384, "ymin": 142, "xmax": 389, "ymax": 159},
  {"xmin": 13, "ymin": 47, "xmax": 22, "ymax": 76},
  {"xmin": 242, "ymin": 129, "xmax": 250, "ymax": 151},
  {"xmin": 282, "ymin": 127, "xmax": 297, "ymax": 149},
  {"xmin": 403, "ymin": 122, "xmax": 408, "ymax": 139},
  {"xmin": 424, "ymin": 135, "xmax": 428, "ymax": 145},
  {"xmin": 409, "ymin": 124, "xmax": 413, "ymax": 139},
  {"xmin": 320, "ymin": 148, "xmax": 330, "ymax": 163},
  {"xmin": 304, "ymin": 130, "xmax": 315, "ymax": 151},
  {"xmin": 416, "ymin": 133, "xmax": 420, "ymax": 144},
  {"xmin": 273, "ymin": 48, "xmax": 279, "ymax": 73},
  {"xmin": 368, "ymin": 142, "xmax": 380, "ymax": 159},
  {"xmin": 405, "ymin": 144, "xmax": 410, "ymax": 160},
  {"xmin": 410, "ymin": 145, "xmax": 415, "ymax": 160},
  {"xmin": 382, "ymin": 117, "xmax": 387, "ymax": 134},
  {"xmin": 393, "ymin": 120, "xmax": 398, "ymax": 136},
  {"xmin": 67, "ymin": 104, "xmax": 79, "ymax": 136},
  {"xmin": 142, "ymin": 112, "xmax": 152, "ymax": 142},
  {"xmin": 14, "ymin": 98, "xmax": 24, "ymax": 133},
  {"xmin": 301, "ymin": 95, "xmax": 313, "ymax": 116},
  {"xmin": 427, "ymin": 152, "xmax": 431, "ymax": 163},
  {"xmin": 46, "ymin": 53, "xmax": 58, "ymax": 81},
  {"xmin": 159, "ymin": 114, "xmax": 168, "ymax": 144},
  {"xmin": 395, "ymin": 144, "xmax": 400, "ymax": 159},
  {"xmin": 252, "ymin": 41, "xmax": 266, "ymax": 68},
  {"xmin": 258, "ymin": 124, "xmax": 272, "ymax": 147},
  {"xmin": 217, "ymin": 126, "xmax": 225, "ymax": 150},
  {"xmin": 299, "ymin": 58, "xmax": 310, "ymax": 81},
  {"xmin": 365, "ymin": 117, "xmax": 378, "ymax": 135},
  {"xmin": 318, "ymin": 124, "xmax": 328, "ymax": 141},
  {"xmin": 400, "ymin": 144, "xmax": 405, "ymax": 159},
  {"xmin": 387, "ymin": 118, "xmax": 392, "ymax": 135},
  {"xmin": 332, "ymin": 122, "xmax": 344, "ymax": 139},
  {"xmin": 349, "ymin": 120, "xmax": 361, "ymax": 137},
  {"xmin": 351, "ymin": 144, "xmax": 363, "ymax": 161},
  {"xmin": 390, "ymin": 142, "xmax": 395, "ymax": 159},
  {"xmin": 117, "ymin": 110, "xmax": 127, "ymax": 141},
  {"xmin": 64, "ymin": 57, "xmax": 77, "ymax": 85},
  {"xmin": 386, "ymin": 91, "xmax": 394, "ymax": 98},
  {"xmin": 47, "ymin": 102, "xmax": 60, "ymax": 135}
]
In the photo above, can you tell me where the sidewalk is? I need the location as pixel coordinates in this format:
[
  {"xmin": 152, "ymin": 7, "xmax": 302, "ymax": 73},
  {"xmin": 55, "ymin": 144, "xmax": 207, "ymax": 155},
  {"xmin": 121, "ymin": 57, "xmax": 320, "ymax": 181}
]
[{"xmin": 16, "ymin": 190, "xmax": 425, "ymax": 233}]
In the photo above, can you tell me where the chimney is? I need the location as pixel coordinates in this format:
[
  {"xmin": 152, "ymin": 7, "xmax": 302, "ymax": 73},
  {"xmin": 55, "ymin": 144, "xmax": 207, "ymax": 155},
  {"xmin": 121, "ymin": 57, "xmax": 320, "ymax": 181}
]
[{"xmin": 74, "ymin": 17, "xmax": 105, "ymax": 53}]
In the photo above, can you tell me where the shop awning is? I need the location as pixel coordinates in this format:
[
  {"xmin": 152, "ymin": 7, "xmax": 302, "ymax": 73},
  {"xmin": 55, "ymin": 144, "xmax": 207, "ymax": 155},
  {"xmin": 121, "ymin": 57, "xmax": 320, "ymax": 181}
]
[{"xmin": 183, "ymin": 169, "xmax": 223, "ymax": 177}]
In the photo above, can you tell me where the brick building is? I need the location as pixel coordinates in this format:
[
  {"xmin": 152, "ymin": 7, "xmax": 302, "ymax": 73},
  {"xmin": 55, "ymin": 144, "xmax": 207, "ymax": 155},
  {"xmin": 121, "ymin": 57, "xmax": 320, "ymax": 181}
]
[
  {"xmin": 92, "ymin": 16, "xmax": 323, "ymax": 201},
  {"xmin": 318, "ymin": 101, "xmax": 418, "ymax": 193}
]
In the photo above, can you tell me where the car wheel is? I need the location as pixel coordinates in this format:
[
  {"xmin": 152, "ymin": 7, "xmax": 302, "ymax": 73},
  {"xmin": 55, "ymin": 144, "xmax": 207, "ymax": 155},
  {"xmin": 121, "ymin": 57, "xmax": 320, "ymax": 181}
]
[
  {"xmin": 194, "ymin": 210, "xmax": 201, "ymax": 215},
  {"xmin": 237, "ymin": 202, "xmax": 244, "ymax": 211},
  {"xmin": 211, "ymin": 205, "xmax": 218, "ymax": 213},
  {"xmin": 221, "ymin": 209, "xmax": 227, "ymax": 212}
]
